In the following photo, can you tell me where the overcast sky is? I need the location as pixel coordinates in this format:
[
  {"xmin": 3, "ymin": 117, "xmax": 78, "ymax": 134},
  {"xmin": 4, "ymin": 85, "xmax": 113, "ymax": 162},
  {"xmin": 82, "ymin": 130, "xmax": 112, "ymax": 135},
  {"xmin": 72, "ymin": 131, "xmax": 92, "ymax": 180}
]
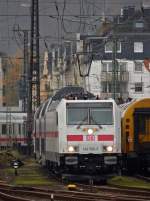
[{"xmin": 0, "ymin": 0, "xmax": 146, "ymax": 55}]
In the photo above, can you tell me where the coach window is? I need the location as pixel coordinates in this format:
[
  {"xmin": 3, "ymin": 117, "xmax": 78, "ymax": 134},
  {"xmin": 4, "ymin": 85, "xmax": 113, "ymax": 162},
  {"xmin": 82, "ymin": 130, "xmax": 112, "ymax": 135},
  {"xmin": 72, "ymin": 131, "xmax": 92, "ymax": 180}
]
[
  {"xmin": 36, "ymin": 105, "xmax": 43, "ymax": 119},
  {"xmin": 36, "ymin": 139, "xmax": 39, "ymax": 151},
  {"xmin": 2, "ymin": 124, "xmax": 7, "ymax": 135},
  {"xmin": 138, "ymin": 116, "xmax": 146, "ymax": 135},
  {"xmin": 23, "ymin": 123, "xmax": 26, "ymax": 136},
  {"xmin": 126, "ymin": 131, "xmax": 130, "ymax": 143},
  {"xmin": 41, "ymin": 139, "xmax": 45, "ymax": 153},
  {"xmin": 18, "ymin": 124, "xmax": 21, "ymax": 135},
  {"xmin": 12, "ymin": 124, "xmax": 15, "ymax": 135},
  {"xmin": 41, "ymin": 100, "xmax": 49, "ymax": 117},
  {"xmin": 56, "ymin": 112, "xmax": 58, "ymax": 126}
]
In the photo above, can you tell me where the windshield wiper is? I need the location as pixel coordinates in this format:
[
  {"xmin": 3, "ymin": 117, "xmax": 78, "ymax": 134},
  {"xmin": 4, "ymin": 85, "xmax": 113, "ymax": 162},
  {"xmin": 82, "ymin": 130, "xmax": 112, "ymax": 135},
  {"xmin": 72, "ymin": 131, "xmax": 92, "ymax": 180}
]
[
  {"xmin": 90, "ymin": 116, "xmax": 103, "ymax": 129},
  {"xmin": 76, "ymin": 116, "xmax": 88, "ymax": 129}
]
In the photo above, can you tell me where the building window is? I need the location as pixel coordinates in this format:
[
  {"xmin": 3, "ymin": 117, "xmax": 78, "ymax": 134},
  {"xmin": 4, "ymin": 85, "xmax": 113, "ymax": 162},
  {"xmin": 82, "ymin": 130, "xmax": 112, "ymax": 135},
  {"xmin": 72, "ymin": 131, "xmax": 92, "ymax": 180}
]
[
  {"xmin": 54, "ymin": 51, "xmax": 58, "ymax": 67},
  {"xmin": 134, "ymin": 42, "xmax": 143, "ymax": 53},
  {"xmin": 107, "ymin": 62, "xmax": 113, "ymax": 72},
  {"xmin": 101, "ymin": 63, "xmax": 107, "ymax": 72},
  {"xmin": 102, "ymin": 82, "xmax": 121, "ymax": 93},
  {"xmin": 101, "ymin": 82, "xmax": 107, "ymax": 92},
  {"xmin": 3, "ymin": 85, "xmax": 6, "ymax": 96},
  {"xmin": 105, "ymin": 42, "xmax": 113, "ymax": 53},
  {"xmin": 135, "ymin": 22, "xmax": 144, "ymax": 28},
  {"xmin": 119, "ymin": 62, "xmax": 127, "ymax": 72},
  {"xmin": 108, "ymin": 83, "xmax": 112, "ymax": 93},
  {"xmin": 45, "ymin": 83, "xmax": 50, "ymax": 91},
  {"xmin": 102, "ymin": 62, "xmax": 126, "ymax": 72},
  {"xmin": 102, "ymin": 62, "xmax": 112, "ymax": 72},
  {"xmin": 134, "ymin": 61, "xmax": 143, "ymax": 72},
  {"xmin": 135, "ymin": 82, "xmax": 143, "ymax": 92},
  {"xmin": 2, "ymin": 124, "xmax": 7, "ymax": 135},
  {"xmin": 105, "ymin": 41, "xmax": 121, "ymax": 53},
  {"xmin": 3, "ymin": 102, "xmax": 6, "ymax": 106}
]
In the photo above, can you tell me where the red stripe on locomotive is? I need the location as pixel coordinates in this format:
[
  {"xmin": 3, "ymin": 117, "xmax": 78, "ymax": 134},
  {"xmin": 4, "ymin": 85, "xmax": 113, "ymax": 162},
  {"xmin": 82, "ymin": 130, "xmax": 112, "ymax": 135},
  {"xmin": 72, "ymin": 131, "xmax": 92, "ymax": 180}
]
[
  {"xmin": 98, "ymin": 135, "xmax": 114, "ymax": 141},
  {"xmin": 67, "ymin": 135, "xmax": 83, "ymax": 141}
]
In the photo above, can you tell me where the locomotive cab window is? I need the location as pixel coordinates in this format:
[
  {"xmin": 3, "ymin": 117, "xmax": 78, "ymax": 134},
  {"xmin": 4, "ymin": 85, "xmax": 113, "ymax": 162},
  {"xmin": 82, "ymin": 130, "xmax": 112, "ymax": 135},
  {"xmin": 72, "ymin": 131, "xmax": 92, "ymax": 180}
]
[
  {"xmin": 67, "ymin": 108, "xmax": 88, "ymax": 125},
  {"xmin": 66, "ymin": 102, "xmax": 113, "ymax": 125},
  {"xmin": 90, "ymin": 108, "xmax": 113, "ymax": 125}
]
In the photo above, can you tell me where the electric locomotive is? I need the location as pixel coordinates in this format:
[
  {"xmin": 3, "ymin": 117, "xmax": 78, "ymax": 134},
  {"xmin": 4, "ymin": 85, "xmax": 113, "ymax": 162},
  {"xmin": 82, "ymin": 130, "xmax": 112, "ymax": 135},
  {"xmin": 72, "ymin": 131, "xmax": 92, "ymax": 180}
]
[{"xmin": 34, "ymin": 86, "xmax": 121, "ymax": 175}]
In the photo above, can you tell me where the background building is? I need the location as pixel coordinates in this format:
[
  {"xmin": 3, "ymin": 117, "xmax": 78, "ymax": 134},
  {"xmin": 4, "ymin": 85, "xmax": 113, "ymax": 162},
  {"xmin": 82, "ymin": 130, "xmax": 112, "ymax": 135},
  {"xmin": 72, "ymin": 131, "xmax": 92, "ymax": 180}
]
[{"xmin": 39, "ymin": 5, "xmax": 150, "ymax": 103}]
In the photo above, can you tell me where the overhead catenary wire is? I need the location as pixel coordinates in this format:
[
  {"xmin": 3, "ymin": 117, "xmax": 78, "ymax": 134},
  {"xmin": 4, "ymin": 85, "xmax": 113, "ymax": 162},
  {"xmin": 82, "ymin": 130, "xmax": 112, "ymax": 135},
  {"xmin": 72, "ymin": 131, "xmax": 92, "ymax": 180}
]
[
  {"xmin": 0, "ymin": 0, "xmax": 142, "ymax": 4},
  {"xmin": 0, "ymin": 0, "xmax": 146, "ymax": 55}
]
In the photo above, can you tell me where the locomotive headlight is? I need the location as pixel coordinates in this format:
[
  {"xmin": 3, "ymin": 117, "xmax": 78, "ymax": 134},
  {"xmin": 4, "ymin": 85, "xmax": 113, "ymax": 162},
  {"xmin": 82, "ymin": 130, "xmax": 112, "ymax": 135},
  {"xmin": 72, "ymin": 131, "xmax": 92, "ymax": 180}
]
[
  {"xmin": 88, "ymin": 128, "xmax": 93, "ymax": 135},
  {"xmin": 106, "ymin": 146, "xmax": 113, "ymax": 152},
  {"xmin": 68, "ymin": 146, "xmax": 75, "ymax": 153}
]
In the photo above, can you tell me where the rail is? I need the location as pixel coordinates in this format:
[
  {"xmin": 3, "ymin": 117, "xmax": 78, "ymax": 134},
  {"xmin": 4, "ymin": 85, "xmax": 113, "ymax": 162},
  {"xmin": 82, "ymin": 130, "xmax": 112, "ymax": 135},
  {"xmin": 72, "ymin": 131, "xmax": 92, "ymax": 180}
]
[{"xmin": 0, "ymin": 183, "xmax": 150, "ymax": 201}]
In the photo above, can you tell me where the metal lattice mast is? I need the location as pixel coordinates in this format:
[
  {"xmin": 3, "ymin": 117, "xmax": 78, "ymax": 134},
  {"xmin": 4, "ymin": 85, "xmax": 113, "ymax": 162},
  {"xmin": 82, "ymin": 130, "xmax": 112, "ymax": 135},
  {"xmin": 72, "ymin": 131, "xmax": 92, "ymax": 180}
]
[
  {"xmin": 23, "ymin": 30, "xmax": 29, "ymax": 112},
  {"xmin": 30, "ymin": 0, "xmax": 40, "ymax": 111},
  {"xmin": 27, "ymin": 0, "xmax": 40, "ymax": 155},
  {"xmin": 112, "ymin": 36, "xmax": 117, "ymax": 101}
]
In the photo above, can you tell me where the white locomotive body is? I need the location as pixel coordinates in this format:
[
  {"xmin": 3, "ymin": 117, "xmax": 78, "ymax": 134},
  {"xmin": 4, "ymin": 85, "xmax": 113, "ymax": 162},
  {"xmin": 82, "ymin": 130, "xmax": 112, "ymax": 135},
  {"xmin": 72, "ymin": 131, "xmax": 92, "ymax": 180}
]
[{"xmin": 34, "ymin": 87, "xmax": 121, "ymax": 174}]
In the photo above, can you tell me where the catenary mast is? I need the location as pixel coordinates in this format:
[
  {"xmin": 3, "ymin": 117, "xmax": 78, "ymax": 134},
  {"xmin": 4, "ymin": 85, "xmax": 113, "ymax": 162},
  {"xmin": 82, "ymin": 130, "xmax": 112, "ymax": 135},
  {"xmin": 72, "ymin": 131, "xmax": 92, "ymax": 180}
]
[{"xmin": 27, "ymin": 0, "xmax": 40, "ymax": 155}]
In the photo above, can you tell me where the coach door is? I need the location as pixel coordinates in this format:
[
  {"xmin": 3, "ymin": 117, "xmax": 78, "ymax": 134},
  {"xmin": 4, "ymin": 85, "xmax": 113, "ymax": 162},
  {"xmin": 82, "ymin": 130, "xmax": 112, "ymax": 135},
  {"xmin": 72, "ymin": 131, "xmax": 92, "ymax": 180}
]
[{"xmin": 134, "ymin": 108, "xmax": 150, "ymax": 153}]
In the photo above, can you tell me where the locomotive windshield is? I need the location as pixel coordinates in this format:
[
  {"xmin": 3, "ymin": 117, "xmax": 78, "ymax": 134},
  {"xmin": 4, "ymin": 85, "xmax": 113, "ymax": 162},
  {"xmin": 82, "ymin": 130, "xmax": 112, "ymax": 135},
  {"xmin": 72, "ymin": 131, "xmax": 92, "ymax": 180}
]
[
  {"xmin": 66, "ymin": 102, "xmax": 113, "ymax": 125},
  {"xmin": 67, "ymin": 108, "xmax": 88, "ymax": 125}
]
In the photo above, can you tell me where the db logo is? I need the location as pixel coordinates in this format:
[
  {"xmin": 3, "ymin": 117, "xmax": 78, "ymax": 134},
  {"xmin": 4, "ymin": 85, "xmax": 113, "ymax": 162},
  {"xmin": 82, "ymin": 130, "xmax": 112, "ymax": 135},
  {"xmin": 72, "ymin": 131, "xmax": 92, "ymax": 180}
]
[
  {"xmin": 86, "ymin": 135, "xmax": 95, "ymax": 141},
  {"xmin": 144, "ymin": 59, "xmax": 150, "ymax": 72}
]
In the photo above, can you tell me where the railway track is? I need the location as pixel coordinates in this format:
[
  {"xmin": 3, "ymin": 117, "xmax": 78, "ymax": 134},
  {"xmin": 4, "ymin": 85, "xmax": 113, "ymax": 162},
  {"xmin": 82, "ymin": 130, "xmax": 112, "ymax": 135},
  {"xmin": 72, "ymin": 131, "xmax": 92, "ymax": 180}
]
[
  {"xmin": 135, "ymin": 175, "xmax": 150, "ymax": 183},
  {"xmin": 0, "ymin": 183, "xmax": 150, "ymax": 201}
]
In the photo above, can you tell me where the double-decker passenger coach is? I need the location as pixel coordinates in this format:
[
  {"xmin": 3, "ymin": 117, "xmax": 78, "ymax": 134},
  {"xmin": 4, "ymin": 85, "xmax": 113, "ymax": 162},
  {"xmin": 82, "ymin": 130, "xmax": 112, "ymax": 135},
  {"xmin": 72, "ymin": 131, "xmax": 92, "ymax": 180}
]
[
  {"xmin": 121, "ymin": 98, "xmax": 150, "ymax": 174},
  {"xmin": 0, "ymin": 111, "xmax": 27, "ymax": 153}
]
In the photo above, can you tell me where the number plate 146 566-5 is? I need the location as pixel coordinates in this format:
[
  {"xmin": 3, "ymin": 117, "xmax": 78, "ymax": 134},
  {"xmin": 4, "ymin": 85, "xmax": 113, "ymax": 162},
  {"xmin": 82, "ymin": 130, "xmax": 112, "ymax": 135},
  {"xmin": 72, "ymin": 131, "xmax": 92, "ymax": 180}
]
[{"xmin": 80, "ymin": 144, "xmax": 100, "ymax": 153}]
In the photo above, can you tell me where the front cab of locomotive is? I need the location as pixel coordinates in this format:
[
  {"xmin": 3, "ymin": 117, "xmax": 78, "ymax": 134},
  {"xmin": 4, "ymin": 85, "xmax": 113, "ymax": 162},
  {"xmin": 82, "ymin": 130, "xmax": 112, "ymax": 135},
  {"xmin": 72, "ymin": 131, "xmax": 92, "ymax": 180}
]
[{"xmin": 57, "ymin": 99, "xmax": 121, "ymax": 175}]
